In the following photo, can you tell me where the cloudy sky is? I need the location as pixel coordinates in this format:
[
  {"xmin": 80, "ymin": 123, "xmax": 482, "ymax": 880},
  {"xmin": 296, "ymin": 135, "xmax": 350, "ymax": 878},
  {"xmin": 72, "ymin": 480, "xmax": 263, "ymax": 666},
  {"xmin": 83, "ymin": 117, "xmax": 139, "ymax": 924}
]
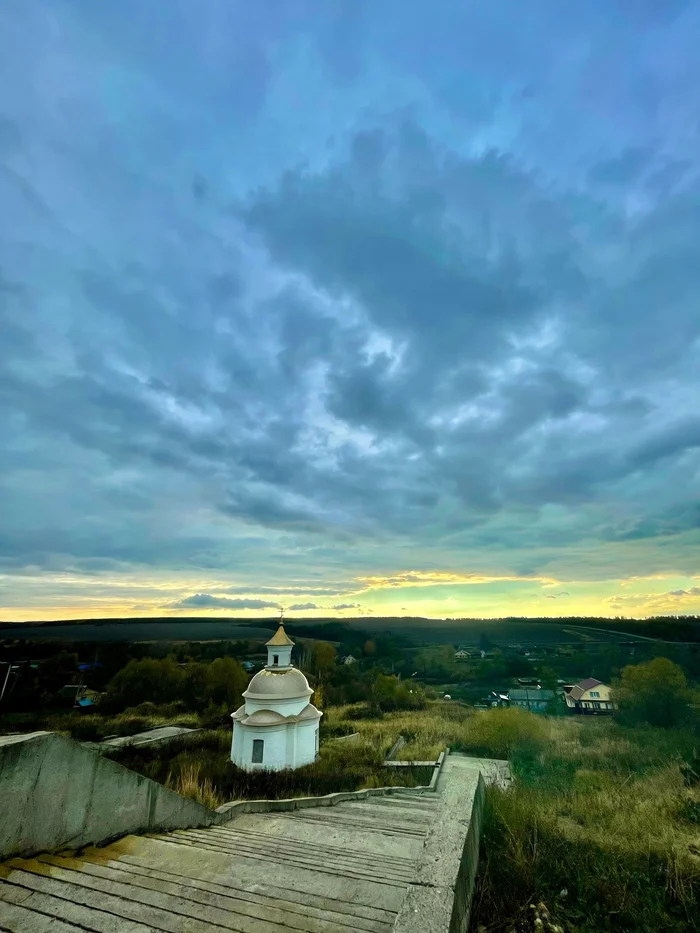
[{"xmin": 1, "ymin": 0, "xmax": 699, "ymax": 623}]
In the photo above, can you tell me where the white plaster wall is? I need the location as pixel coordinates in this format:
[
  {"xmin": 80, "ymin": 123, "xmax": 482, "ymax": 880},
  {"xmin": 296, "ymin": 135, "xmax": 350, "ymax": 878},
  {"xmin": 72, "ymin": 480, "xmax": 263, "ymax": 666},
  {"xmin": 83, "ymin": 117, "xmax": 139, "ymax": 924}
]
[
  {"xmin": 294, "ymin": 720, "xmax": 319, "ymax": 768},
  {"xmin": 231, "ymin": 719, "xmax": 320, "ymax": 771},
  {"xmin": 230, "ymin": 717, "xmax": 244, "ymax": 763},
  {"xmin": 234, "ymin": 724, "xmax": 287, "ymax": 771},
  {"xmin": 268, "ymin": 645, "xmax": 293, "ymax": 667}
]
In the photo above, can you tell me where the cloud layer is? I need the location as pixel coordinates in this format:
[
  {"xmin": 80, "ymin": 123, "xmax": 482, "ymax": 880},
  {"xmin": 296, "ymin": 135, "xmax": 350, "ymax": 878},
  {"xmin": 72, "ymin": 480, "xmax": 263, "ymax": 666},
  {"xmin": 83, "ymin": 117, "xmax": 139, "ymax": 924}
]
[{"xmin": 1, "ymin": 1, "xmax": 699, "ymax": 620}]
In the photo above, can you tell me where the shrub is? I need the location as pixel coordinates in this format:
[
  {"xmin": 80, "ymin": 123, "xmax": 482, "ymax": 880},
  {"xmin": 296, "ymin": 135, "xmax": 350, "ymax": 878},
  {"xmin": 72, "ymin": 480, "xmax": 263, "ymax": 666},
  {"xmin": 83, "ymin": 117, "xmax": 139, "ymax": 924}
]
[
  {"xmin": 106, "ymin": 727, "xmax": 433, "ymax": 803},
  {"xmin": 59, "ymin": 716, "xmax": 104, "ymax": 742},
  {"xmin": 457, "ymin": 708, "xmax": 548, "ymax": 761},
  {"xmin": 346, "ymin": 703, "xmax": 384, "ymax": 720}
]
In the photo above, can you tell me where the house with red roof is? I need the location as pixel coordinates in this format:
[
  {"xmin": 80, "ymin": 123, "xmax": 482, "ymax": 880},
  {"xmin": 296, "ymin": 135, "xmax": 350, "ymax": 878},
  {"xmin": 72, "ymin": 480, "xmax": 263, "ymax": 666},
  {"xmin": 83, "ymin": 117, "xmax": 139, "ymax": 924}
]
[{"xmin": 563, "ymin": 678, "xmax": 615, "ymax": 714}]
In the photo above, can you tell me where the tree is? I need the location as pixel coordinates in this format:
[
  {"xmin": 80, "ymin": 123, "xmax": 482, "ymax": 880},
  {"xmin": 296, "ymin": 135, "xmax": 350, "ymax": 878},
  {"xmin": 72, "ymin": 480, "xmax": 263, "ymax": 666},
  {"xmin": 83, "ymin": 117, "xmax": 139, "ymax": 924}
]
[
  {"xmin": 313, "ymin": 682, "xmax": 325, "ymax": 710},
  {"xmin": 105, "ymin": 657, "xmax": 183, "ymax": 708},
  {"xmin": 312, "ymin": 642, "xmax": 337, "ymax": 674},
  {"xmin": 538, "ymin": 667, "xmax": 558, "ymax": 691},
  {"xmin": 182, "ymin": 663, "xmax": 208, "ymax": 710},
  {"xmin": 205, "ymin": 657, "xmax": 248, "ymax": 709},
  {"xmin": 478, "ymin": 633, "xmax": 494, "ymax": 652},
  {"xmin": 370, "ymin": 673, "xmax": 426, "ymax": 712},
  {"xmin": 41, "ymin": 651, "xmax": 79, "ymax": 693},
  {"xmin": 614, "ymin": 657, "xmax": 695, "ymax": 728}
]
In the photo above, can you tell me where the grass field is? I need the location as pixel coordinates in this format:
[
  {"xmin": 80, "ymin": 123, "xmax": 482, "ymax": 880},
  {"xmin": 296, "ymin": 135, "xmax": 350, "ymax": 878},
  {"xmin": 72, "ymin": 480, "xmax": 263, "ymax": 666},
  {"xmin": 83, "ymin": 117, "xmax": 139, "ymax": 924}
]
[
  {"xmin": 469, "ymin": 716, "xmax": 700, "ymax": 933},
  {"xmin": 324, "ymin": 700, "xmax": 473, "ymax": 759},
  {"xmin": 0, "ymin": 616, "xmax": 628, "ymax": 644}
]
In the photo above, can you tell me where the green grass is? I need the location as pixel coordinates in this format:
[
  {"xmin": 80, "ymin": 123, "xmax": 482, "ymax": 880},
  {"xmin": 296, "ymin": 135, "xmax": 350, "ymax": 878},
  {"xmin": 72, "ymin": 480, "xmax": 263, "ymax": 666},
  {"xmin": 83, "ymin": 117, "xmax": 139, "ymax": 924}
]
[{"xmin": 469, "ymin": 717, "xmax": 700, "ymax": 933}]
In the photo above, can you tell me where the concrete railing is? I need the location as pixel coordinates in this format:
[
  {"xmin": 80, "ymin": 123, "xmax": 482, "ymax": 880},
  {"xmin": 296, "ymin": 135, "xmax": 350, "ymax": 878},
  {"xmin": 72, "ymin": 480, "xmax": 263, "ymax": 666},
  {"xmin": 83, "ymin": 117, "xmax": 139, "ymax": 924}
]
[
  {"xmin": 383, "ymin": 759, "xmax": 439, "ymax": 766},
  {"xmin": 393, "ymin": 760, "xmax": 487, "ymax": 933},
  {"xmin": 0, "ymin": 732, "xmax": 224, "ymax": 860}
]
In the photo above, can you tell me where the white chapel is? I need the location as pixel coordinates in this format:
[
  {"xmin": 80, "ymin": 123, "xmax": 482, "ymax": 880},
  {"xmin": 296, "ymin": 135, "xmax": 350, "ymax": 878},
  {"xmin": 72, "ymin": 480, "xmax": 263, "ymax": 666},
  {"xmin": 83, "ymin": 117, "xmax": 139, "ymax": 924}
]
[{"xmin": 230, "ymin": 617, "xmax": 322, "ymax": 771}]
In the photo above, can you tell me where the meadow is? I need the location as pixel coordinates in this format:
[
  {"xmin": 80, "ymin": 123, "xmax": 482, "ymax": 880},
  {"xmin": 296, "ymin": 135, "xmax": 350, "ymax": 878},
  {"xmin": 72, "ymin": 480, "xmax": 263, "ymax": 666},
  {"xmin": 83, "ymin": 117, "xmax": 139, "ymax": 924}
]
[
  {"xmin": 470, "ymin": 714, "xmax": 700, "ymax": 933},
  {"xmin": 330, "ymin": 703, "xmax": 700, "ymax": 931}
]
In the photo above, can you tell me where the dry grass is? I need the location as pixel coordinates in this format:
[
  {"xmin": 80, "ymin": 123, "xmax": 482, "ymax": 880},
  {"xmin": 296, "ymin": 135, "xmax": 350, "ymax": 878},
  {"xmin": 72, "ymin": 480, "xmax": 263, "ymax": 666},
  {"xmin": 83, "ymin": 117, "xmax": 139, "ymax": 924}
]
[
  {"xmin": 325, "ymin": 700, "xmax": 472, "ymax": 760},
  {"xmin": 471, "ymin": 716, "xmax": 700, "ymax": 932},
  {"xmin": 166, "ymin": 762, "xmax": 226, "ymax": 810}
]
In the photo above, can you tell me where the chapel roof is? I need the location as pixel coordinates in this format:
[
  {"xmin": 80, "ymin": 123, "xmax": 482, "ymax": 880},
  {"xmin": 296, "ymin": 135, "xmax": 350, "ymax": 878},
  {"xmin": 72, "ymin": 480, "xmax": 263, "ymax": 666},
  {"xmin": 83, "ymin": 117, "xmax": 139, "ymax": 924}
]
[
  {"xmin": 266, "ymin": 623, "xmax": 294, "ymax": 647},
  {"xmin": 231, "ymin": 702, "xmax": 322, "ymax": 727},
  {"xmin": 243, "ymin": 667, "xmax": 312, "ymax": 701}
]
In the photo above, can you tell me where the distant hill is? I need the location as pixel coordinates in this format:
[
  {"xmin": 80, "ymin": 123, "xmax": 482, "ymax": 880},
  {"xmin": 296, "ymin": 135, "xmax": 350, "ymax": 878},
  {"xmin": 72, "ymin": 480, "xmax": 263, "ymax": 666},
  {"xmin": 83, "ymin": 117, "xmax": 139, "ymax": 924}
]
[{"xmin": 2, "ymin": 614, "xmax": 698, "ymax": 645}]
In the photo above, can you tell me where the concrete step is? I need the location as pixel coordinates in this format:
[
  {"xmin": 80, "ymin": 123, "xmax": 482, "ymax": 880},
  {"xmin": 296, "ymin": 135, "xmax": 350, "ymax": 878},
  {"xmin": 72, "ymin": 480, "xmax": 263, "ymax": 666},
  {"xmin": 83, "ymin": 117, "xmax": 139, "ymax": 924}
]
[
  {"xmin": 112, "ymin": 837, "xmax": 399, "ymax": 924},
  {"xmin": 0, "ymin": 898, "xmax": 95, "ymax": 933},
  {"xmin": 359, "ymin": 793, "xmax": 440, "ymax": 811},
  {"xmin": 0, "ymin": 791, "xmax": 444, "ymax": 933},
  {"xmin": 209, "ymin": 825, "xmax": 414, "ymax": 869},
  {"xmin": 151, "ymin": 829, "xmax": 415, "ymax": 885},
  {"xmin": 265, "ymin": 807, "xmax": 429, "ymax": 838},
  {"xmin": 0, "ymin": 870, "xmax": 161, "ymax": 932},
  {"xmin": 58, "ymin": 854, "xmax": 392, "ymax": 933}
]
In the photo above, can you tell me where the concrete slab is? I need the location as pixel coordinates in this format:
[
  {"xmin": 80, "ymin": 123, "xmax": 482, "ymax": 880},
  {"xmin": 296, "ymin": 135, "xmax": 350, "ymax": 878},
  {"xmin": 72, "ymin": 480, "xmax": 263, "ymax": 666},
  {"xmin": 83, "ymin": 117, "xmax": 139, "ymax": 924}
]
[
  {"xmin": 435, "ymin": 752, "xmax": 511, "ymax": 790},
  {"xmin": 0, "ymin": 732, "xmax": 217, "ymax": 861},
  {"xmin": 98, "ymin": 727, "xmax": 199, "ymax": 750}
]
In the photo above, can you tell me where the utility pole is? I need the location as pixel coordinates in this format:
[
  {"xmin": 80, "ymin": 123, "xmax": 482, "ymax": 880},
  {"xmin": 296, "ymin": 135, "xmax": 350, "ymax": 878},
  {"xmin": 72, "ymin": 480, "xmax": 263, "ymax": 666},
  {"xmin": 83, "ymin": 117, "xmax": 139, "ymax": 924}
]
[{"xmin": 0, "ymin": 662, "xmax": 14, "ymax": 704}]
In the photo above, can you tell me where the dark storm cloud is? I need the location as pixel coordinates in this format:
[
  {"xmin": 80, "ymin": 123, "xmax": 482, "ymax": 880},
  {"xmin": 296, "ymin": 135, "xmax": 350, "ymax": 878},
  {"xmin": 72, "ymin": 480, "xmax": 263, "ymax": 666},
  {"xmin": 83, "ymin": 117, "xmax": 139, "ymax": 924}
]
[
  {"xmin": 243, "ymin": 138, "xmax": 543, "ymax": 371},
  {"xmin": 0, "ymin": 0, "xmax": 698, "ymax": 604}
]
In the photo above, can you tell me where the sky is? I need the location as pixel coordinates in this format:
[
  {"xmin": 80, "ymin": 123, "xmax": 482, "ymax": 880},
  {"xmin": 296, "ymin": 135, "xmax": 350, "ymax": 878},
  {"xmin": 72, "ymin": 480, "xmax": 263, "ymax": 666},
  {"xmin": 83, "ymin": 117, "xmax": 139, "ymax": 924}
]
[{"xmin": 1, "ymin": 0, "xmax": 699, "ymax": 623}]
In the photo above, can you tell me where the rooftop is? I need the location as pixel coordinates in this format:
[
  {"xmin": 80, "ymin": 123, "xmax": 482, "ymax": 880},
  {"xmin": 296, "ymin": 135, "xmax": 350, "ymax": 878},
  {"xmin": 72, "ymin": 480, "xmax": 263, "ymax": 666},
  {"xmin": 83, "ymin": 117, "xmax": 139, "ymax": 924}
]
[
  {"xmin": 243, "ymin": 666, "xmax": 313, "ymax": 700},
  {"xmin": 265, "ymin": 623, "xmax": 294, "ymax": 647}
]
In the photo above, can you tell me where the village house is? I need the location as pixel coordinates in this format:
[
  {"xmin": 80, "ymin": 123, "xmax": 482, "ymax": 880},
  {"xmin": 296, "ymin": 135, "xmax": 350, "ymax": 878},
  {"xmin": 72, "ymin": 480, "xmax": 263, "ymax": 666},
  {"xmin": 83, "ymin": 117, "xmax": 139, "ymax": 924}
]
[
  {"xmin": 454, "ymin": 649, "xmax": 471, "ymax": 660},
  {"xmin": 563, "ymin": 678, "xmax": 615, "ymax": 714},
  {"xmin": 507, "ymin": 687, "xmax": 555, "ymax": 713}
]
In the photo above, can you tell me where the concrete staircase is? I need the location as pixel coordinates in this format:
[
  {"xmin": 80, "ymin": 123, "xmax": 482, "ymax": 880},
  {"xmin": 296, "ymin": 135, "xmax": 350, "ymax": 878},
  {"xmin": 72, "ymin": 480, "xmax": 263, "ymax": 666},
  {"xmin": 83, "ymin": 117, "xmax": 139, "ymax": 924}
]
[{"xmin": 0, "ymin": 793, "xmax": 441, "ymax": 932}]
